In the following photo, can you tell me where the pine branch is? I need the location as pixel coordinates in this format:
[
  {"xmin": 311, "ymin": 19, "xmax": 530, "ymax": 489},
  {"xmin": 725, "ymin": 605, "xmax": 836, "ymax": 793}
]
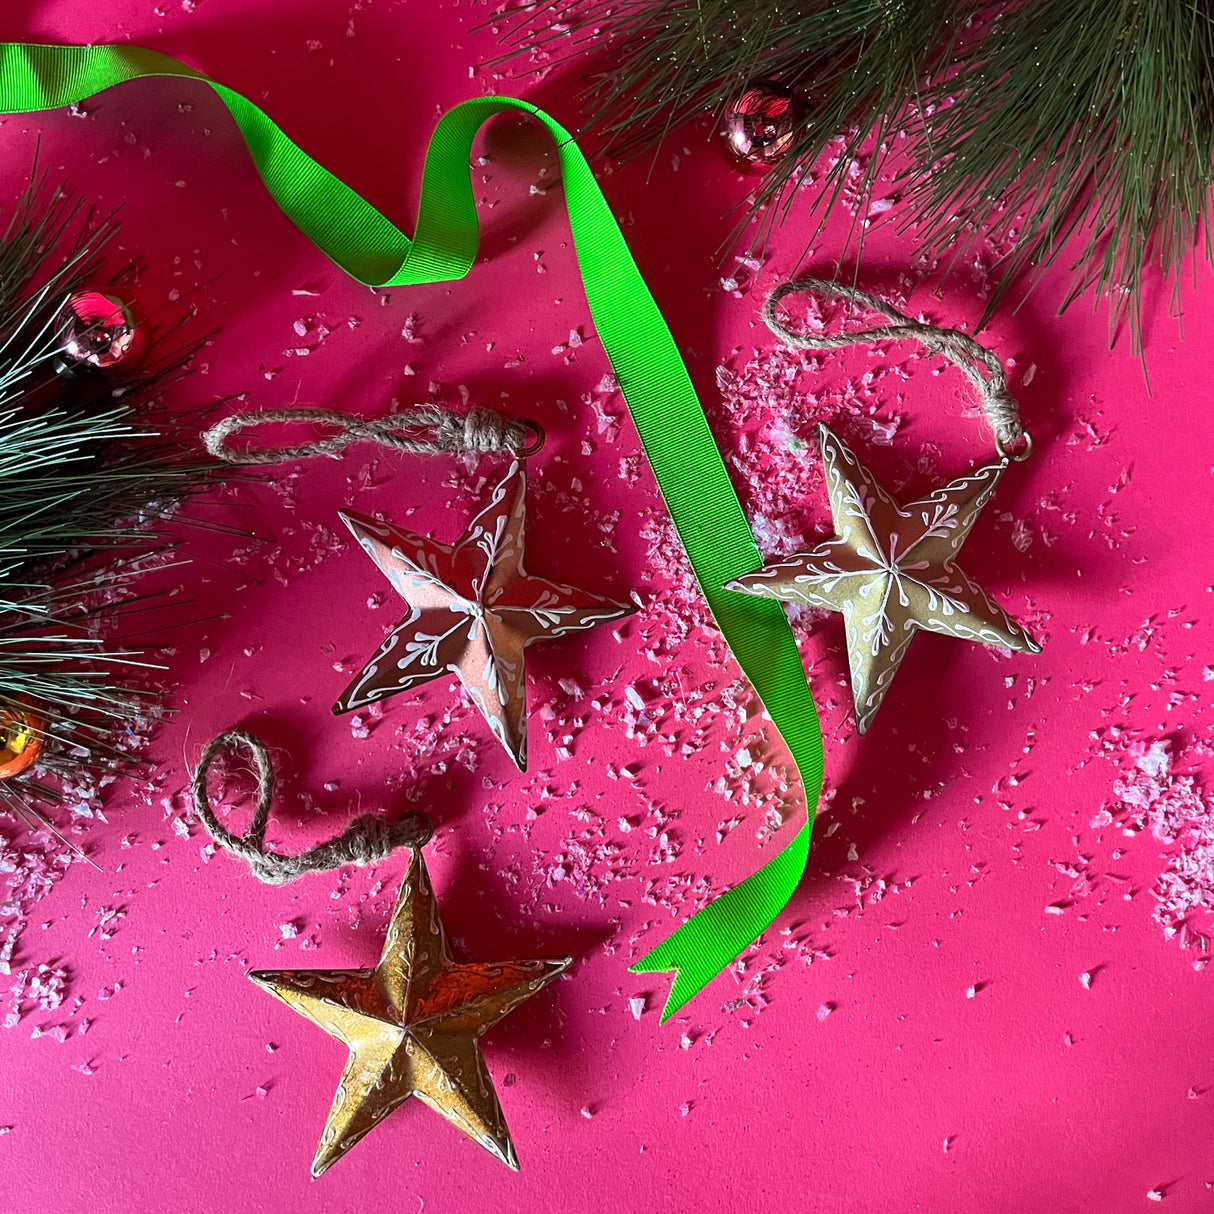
[
  {"xmin": 490, "ymin": 0, "xmax": 1214, "ymax": 351},
  {"xmin": 0, "ymin": 168, "xmax": 219, "ymax": 841}
]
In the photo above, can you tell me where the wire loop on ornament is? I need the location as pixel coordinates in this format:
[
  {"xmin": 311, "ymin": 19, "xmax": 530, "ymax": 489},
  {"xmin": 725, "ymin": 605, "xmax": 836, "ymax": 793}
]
[
  {"xmin": 517, "ymin": 419, "xmax": 545, "ymax": 457},
  {"xmin": 995, "ymin": 430, "xmax": 1033, "ymax": 462},
  {"xmin": 763, "ymin": 277, "xmax": 1032, "ymax": 462}
]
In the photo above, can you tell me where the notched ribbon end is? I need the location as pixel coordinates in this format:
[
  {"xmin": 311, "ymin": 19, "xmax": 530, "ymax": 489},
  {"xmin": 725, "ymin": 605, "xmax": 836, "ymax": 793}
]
[{"xmin": 628, "ymin": 953, "xmax": 713, "ymax": 1024}]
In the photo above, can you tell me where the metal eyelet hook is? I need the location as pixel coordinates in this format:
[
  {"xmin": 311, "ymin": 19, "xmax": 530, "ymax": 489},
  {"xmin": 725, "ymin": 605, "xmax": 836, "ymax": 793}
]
[
  {"xmin": 995, "ymin": 430, "xmax": 1033, "ymax": 463},
  {"xmin": 516, "ymin": 420, "xmax": 546, "ymax": 458}
]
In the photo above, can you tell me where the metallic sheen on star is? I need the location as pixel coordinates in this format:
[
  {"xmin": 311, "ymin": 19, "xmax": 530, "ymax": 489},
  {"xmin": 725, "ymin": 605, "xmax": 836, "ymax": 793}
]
[
  {"xmin": 332, "ymin": 460, "xmax": 633, "ymax": 770},
  {"xmin": 726, "ymin": 424, "xmax": 1041, "ymax": 734},
  {"xmin": 249, "ymin": 847, "xmax": 571, "ymax": 1176}
]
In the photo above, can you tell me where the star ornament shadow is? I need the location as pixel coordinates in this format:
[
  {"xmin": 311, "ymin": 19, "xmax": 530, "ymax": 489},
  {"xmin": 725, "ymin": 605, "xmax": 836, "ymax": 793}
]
[
  {"xmin": 727, "ymin": 424, "xmax": 1041, "ymax": 734},
  {"xmin": 248, "ymin": 847, "xmax": 571, "ymax": 1176},
  {"xmin": 332, "ymin": 460, "xmax": 632, "ymax": 770}
]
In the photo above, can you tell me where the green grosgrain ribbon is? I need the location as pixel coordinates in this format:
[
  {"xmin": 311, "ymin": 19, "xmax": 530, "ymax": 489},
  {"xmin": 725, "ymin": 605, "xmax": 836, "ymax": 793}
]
[{"xmin": 0, "ymin": 41, "xmax": 823, "ymax": 1019}]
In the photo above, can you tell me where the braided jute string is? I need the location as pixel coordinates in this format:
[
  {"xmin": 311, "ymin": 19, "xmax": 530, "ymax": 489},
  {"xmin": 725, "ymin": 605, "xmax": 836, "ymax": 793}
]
[
  {"xmin": 203, "ymin": 403, "xmax": 540, "ymax": 465},
  {"xmin": 191, "ymin": 729, "xmax": 433, "ymax": 884},
  {"xmin": 763, "ymin": 278, "xmax": 1031, "ymax": 460}
]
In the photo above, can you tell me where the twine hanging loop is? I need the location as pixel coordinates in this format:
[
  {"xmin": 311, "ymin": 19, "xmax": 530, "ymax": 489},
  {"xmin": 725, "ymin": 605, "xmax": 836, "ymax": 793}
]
[
  {"xmin": 203, "ymin": 404, "xmax": 544, "ymax": 464},
  {"xmin": 191, "ymin": 728, "xmax": 432, "ymax": 884},
  {"xmin": 763, "ymin": 277, "xmax": 1031, "ymax": 461}
]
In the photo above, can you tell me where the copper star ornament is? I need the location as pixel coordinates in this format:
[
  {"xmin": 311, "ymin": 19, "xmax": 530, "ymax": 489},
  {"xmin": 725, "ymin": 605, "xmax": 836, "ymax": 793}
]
[
  {"xmin": 333, "ymin": 460, "xmax": 632, "ymax": 770},
  {"xmin": 726, "ymin": 424, "xmax": 1040, "ymax": 734},
  {"xmin": 249, "ymin": 847, "xmax": 571, "ymax": 1176}
]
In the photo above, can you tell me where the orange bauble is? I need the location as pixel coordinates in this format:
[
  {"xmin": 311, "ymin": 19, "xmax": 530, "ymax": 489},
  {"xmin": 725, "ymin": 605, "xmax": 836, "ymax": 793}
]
[{"xmin": 0, "ymin": 703, "xmax": 44, "ymax": 779}]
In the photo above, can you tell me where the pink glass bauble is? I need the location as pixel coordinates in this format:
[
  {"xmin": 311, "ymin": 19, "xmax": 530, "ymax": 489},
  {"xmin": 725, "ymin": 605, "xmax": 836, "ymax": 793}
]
[
  {"xmin": 718, "ymin": 81, "xmax": 804, "ymax": 176},
  {"xmin": 56, "ymin": 290, "xmax": 149, "ymax": 376}
]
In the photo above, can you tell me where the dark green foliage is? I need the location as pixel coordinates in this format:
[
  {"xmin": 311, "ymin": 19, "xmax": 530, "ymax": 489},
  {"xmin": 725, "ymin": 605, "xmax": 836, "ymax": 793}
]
[
  {"xmin": 495, "ymin": 0, "xmax": 1214, "ymax": 347},
  {"xmin": 0, "ymin": 171, "xmax": 215, "ymax": 847}
]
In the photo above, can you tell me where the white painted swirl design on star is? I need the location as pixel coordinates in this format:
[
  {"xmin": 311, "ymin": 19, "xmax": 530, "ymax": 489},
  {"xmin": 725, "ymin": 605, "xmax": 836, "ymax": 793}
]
[
  {"xmin": 726, "ymin": 424, "xmax": 1040, "ymax": 733},
  {"xmin": 333, "ymin": 461, "xmax": 633, "ymax": 769}
]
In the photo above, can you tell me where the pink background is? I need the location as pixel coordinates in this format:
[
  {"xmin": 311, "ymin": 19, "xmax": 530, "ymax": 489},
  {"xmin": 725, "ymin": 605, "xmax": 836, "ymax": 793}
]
[{"xmin": 1, "ymin": 3, "xmax": 1213, "ymax": 1212}]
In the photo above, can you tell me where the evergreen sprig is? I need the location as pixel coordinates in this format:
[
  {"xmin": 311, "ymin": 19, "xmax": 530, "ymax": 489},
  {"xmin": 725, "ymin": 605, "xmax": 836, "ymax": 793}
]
[
  {"xmin": 0, "ymin": 170, "xmax": 217, "ymax": 851},
  {"xmin": 494, "ymin": 0, "xmax": 1214, "ymax": 348}
]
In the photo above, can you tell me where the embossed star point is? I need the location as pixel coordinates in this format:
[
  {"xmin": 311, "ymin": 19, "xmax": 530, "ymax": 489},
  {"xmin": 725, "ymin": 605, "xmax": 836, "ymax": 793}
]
[
  {"xmin": 333, "ymin": 460, "xmax": 633, "ymax": 769},
  {"xmin": 726, "ymin": 424, "xmax": 1040, "ymax": 733},
  {"xmin": 248, "ymin": 847, "xmax": 571, "ymax": 1176}
]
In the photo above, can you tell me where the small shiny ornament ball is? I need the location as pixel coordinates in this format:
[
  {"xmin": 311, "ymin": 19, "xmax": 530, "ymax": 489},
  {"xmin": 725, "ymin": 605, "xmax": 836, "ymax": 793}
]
[
  {"xmin": 718, "ymin": 81, "xmax": 804, "ymax": 175},
  {"xmin": 0, "ymin": 702, "xmax": 44, "ymax": 780},
  {"xmin": 56, "ymin": 289, "xmax": 149, "ymax": 376}
]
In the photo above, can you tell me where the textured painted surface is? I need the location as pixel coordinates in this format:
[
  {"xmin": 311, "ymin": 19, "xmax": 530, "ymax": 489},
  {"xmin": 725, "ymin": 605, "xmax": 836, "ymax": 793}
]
[
  {"xmin": 248, "ymin": 846, "xmax": 571, "ymax": 1175},
  {"xmin": 0, "ymin": 3, "xmax": 1211, "ymax": 1212}
]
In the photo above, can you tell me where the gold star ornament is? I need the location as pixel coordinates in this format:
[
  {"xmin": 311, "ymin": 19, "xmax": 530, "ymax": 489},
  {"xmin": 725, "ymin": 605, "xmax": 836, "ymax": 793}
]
[
  {"xmin": 333, "ymin": 460, "xmax": 632, "ymax": 770},
  {"xmin": 249, "ymin": 848, "xmax": 571, "ymax": 1176},
  {"xmin": 726, "ymin": 424, "xmax": 1040, "ymax": 733}
]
